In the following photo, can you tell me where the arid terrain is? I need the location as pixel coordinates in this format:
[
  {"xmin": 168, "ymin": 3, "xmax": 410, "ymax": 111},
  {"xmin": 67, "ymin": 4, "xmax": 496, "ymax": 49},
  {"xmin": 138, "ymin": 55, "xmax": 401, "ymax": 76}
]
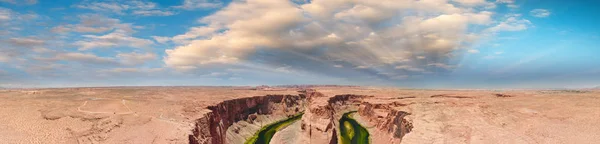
[{"xmin": 1, "ymin": 86, "xmax": 599, "ymax": 144}]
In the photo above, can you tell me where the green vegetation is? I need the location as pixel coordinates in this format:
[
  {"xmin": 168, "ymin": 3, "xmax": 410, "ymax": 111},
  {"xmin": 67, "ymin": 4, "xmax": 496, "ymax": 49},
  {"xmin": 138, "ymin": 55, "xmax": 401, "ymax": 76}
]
[
  {"xmin": 339, "ymin": 111, "xmax": 370, "ymax": 144},
  {"xmin": 245, "ymin": 113, "xmax": 304, "ymax": 144}
]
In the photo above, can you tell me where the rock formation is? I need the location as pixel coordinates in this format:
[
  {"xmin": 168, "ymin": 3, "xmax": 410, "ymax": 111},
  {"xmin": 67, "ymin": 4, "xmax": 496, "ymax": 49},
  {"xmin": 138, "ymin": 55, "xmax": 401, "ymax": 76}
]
[{"xmin": 189, "ymin": 95, "xmax": 306, "ymax": 144}]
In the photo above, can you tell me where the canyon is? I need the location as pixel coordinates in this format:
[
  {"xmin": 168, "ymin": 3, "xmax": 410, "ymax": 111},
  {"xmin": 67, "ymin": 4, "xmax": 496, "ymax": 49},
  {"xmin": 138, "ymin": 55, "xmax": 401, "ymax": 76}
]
[{"xmin": 1, "ymin": 87, "xmax": 600, "ymax": 144}]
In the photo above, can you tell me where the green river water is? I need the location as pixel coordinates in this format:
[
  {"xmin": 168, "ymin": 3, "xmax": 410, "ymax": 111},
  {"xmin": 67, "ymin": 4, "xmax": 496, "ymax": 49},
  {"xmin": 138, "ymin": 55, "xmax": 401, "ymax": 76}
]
[
  {"xmin": 245, "ymin": 113, "xmax": 304, "ymax": 144},
  {"xmin": 244, "ymin": 111, "xmax": 369, "ymax": 144},
  {"xmin": 339, "ymin": 111, "xmax": 370, "ymax": 144}
]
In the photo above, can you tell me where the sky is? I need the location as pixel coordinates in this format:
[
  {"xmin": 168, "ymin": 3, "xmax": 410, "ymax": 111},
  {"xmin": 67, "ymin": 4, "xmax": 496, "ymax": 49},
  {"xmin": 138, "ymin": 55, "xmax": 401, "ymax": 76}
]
[{"xmin": 1, "ymin": 0, "xmax": 599, "ymax": 89}]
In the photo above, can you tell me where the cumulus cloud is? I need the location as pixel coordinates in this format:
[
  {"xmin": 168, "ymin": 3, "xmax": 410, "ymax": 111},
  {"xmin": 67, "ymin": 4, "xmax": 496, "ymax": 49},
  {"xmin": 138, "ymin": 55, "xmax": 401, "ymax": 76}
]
[
  {"xmin": 453, "ymin": 0, "xmax": 495, "ymax": 8},
  {"xmin": 0, "ymin": 0, "xmax": 37, "ymax": 5},
  {"xmin": 75, "ymin": 29, "xmax": 154, "ymax": 50},
  {"xmin": 151, "ymin": 36, "xmax": 171, "ymax": 44},
  {"xmin": 75, "ymin": 2, "xmax": 130, "ymax": 14},
  {"xmin": 0, "ymin": 37, "xmax": 46, "ymax": 64},
  {"xmin": 132, "ymin": 10, "xmax": 175, "ymax": 16},
  {"xmin": 172, "ymin": 0, "xmax": 223, "ymax": 10},
  {"xmin": 63, "ymin": 15, "xmax": 154, "ymax": 51},
  {"xmin": 100, "ymin": 67, "xmax": 163, "ymax": 74},
  {"xmin": 0, "ymin": 8, "xmax": 11, "ymax": 21},
  {"xmin": 530, "ymin": 9, "xmax": 550, "ymax": 18},
  {"xmin": 74, "ymin": 1, "xmax": 174, "ymax": 16},
  {"xmin": 0, "ymin": 7, "xmax": 38, "ymax": 29},
  {"xmin": 485, "ymin": 14, "xmax": 531, "ymax": 32},
  {"xmin": 51, "ymin": 52, "xmax": 118, "ymax": 65},
  {"xmin": 7, "ymin": 37, "xmax": 44, "ymax": 47},
  {"xmin": 51, "ymin": 14, "xmax": 132, "ymax": 33},
  {"xmin": 171, "ymin": 26, "xmax": 217, "ymax": 44},
  {"xmin": 116, "ymin": 52, "xmax": 157, "ymax": 65},
  {"xmin": 395, "ymin": 65, "xmax": 426, "ymax": 72},
  {"xmin": 428, "ymin": 63, "xmax": 456, "ymax": 69},
  {"xmin": 467, "ymin": 49, "xmax": 480, "ymax": 53},
  {"xmin": 34, "ymin": 52, "xmax": 155, "ymax": 67},
  {"xmin": 163, "ymin": 0, "xmax": 525, "ymax": 81},
  {"xmin": 0, "ymin": 53, "xmax": 9, "ymax": 62},
  {"xmin": 496, "ymin": 0, "xmax": 518, "ymax": 8}
]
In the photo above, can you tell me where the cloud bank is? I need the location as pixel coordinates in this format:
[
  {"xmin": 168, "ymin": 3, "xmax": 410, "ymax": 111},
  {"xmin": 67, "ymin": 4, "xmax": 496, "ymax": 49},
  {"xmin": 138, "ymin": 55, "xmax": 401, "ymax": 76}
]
[{"xmin": 164, "ymin": 0, "xmax": 526, "ymax": 81}]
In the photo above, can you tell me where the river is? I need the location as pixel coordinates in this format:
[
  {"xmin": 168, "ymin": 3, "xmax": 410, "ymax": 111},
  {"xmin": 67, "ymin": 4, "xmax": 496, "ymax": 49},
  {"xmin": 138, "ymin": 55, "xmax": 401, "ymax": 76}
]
[
  {"xmin": 339, "ymin": 111, "xmax": 370, "ymax": 144},
  {"xmin": 245, "ymin": 113, "xmax": 304, "ymax": 144}
]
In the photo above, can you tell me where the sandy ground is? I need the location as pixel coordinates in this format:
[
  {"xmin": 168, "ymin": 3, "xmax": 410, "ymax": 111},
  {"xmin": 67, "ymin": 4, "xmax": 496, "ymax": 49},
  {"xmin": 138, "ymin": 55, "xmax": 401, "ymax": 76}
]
[
  {"xmin": 0, "ymin": 86, "xmax": 599, "ymax": 144},
  {"xmin": 318, "ymin": 87, "xmax": 600, "ymax": 144},
  {"xmin": 0, "ymin": 87, "xmax": 297, "ymax": 144}
]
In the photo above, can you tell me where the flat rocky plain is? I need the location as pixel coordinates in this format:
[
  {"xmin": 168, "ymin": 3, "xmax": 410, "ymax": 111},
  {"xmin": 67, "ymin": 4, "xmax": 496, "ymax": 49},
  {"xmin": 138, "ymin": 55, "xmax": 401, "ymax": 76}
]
[{"xmin": 0, "ymin": 86, "xmax": 599, "ymax": 144}]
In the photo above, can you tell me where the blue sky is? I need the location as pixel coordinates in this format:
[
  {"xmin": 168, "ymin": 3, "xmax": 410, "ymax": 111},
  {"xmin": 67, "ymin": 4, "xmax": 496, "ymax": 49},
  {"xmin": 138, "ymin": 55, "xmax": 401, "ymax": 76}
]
[{"xmin": 0, "ymin": 0, "xmax": 599, "ymax": 89}]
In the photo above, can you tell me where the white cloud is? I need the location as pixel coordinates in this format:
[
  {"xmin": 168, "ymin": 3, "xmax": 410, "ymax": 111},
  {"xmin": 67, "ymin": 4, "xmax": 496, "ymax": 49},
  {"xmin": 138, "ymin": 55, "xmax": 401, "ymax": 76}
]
[
  {"xmin": 495, "ymin": 0, "xmax": 517, "ymax": 9},
  {"xmin": 103, "ymin": 68, "xmax": 139, "ymax": 73},
  {"xmin": 116, "ymin": 52, "xmax": 157, "ymax": 65},
  {"xmin": 100, "ymin": 67, "xmax": 163, "ymax": 74},
  {"xmin": 0, "ymin": 8, "xmax": 11, "ymax": 21},
  {"xmin": 0, "ymin": 7, "xmax": 38, "ymax": 27},
  {"xmin": 161, "ymin": 0, "xmax": 527, "ymax": 80},
  {"xmin": 0, "ymin": 0, "xmax": 15, "ymax": 4},
  {"xmin": 467, "ymin": 49, "xmax": 480, "ymax": 53},
  {"xmin": 390, "ymin": 75, "xmax": 409, "ymax": 80},
  {"xmin": 395, "ymin": 65, "xmax": 425, "ymax": 72},
  {"xmin": 486, "ymin": 14, "xmax": 531, "ymax": 32},
  {"xmin": 201, "ymin": 72, "xmax": 228, "ymax": 77},
  {"xmin": 0, "ymin": 53, "xmax": 9, "ymax": 62},
  {"xmin": 75, "ymin": 29, "xmax": 154, "ymax": 50},
  {"xmin": 51, "ymin": 14, "xmax": 130, "ymax": 34},
  {"xmin": 52, "ymin": 52, "xmax": 118, "ymax": 65},
  {"xmin": 172, "ymin": 0, "xmax": 222, "ymax": 10},
  {"xmin": 74, "ymin": 1, "xmax": 173, "ymax": 16},
  {"xmin": 166, "ymin": 0, "xmax": 493, "ymax": 66},
  {"xmin": 530, "ymin": 9, "xmax": 551, "ymax": 18},
  {"xmin": 428, "ymin": 63, "xmax": 455, "ymax": 69},
  {"xmin": 151, "ymin": 36, "xmax": 171, "ymax": 44},
  {"xmin": 275, "ymin": 66, "xmax": 293, "ymax": 73},
  {"xmin": 333, "ymin": 64, "xmax": 343, "ymax": 68},
  {"xmin": 75, "ymin": 2, "xmax": 129, "ymax": 14},
  {"xmin": 1, "ymin": 0, "xmax": 36, "ymax": 5},
  {"xmin": 171, "ymin": 26, "xmax": 217, "ymax": 44},
  {"xmin": 132, "ymin": 10, "xmax": 175, "ymax": 16},
  {"xmin": 453, "ymin": 0, "xmax": 494, "ymax": 7},
  {"xmin": 495, "ymin": 0, "xmax": 514, "ymax": 3},
  {"xmin": 8, "ymin": 37, "xmax": 44, "ymax": 47}
]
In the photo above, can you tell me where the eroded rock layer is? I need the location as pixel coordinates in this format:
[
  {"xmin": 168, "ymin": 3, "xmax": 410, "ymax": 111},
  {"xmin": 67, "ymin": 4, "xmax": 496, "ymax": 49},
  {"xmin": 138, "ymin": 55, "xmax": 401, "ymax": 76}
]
[
  {"xmin": 189, "ymin": 94, "xmax": 306, "ymax": 144},
  {"xmin": 190, "ymin": 92, "xmax": 413, "ymax": 144},
  {"xmin": 358, "ymin": 102, "xmax": 413, "ymax": 141}
]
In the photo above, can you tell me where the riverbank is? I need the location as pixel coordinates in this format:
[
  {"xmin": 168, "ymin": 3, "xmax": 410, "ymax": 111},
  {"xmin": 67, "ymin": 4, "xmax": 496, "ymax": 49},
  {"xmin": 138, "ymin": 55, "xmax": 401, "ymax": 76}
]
[
  {"xmin": 339, "ymin": 111, "xmax": 370, "ymax": 144},
  {"xmin": 245, "ymin": 113, "xmax": 304, "ymax": 144}
]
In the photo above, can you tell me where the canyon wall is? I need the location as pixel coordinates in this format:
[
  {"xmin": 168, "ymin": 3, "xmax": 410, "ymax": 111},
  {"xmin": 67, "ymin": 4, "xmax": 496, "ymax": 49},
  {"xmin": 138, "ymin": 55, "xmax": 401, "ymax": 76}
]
[
  {"xmin": 189, "ymin": 94, "xmax": 306, "ymax": 144},
  {"xmin": 358, "ymin": 102, "xmax": 413, "ymax": 141},
  {"xmin": 189, "ymin": 92, "xmax": 413, "ymax": 144}
]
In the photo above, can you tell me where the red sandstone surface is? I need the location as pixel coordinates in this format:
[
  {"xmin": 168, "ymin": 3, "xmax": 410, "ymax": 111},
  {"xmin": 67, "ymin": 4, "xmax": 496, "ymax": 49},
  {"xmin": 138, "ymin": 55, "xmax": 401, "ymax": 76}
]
[{"xmin": 0, "ymin": 86, "xmax": 599, "ymax": 144}]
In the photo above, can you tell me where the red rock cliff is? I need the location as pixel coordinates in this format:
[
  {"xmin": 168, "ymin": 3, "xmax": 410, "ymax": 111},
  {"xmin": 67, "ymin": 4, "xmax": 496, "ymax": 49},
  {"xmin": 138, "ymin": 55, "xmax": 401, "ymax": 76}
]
[{"xmin": 189, "ymin": 94, "xmax": 306, "ymax": 144}]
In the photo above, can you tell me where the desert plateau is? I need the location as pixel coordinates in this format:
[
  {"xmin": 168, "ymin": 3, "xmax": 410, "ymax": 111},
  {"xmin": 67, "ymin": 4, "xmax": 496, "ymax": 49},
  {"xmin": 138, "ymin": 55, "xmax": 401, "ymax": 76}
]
[{"xmin": 1, "ymin": 86, "xmax": 599, "ymax": 144}]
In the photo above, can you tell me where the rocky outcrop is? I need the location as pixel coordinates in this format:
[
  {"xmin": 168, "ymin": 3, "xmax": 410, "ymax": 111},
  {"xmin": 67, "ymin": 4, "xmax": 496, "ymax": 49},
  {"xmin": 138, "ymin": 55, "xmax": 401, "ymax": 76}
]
[
  {"xmin": 189, "ymin": 92, "xmax": 413, "ymax": 144},
  {"xmin": 189, "ymin": 94, "xmax": 306, "ymax": 144},
  {"xmin": 358, "ymin": 102, "xmax": 413, "ymax": 142},
  {"xmin": 327, "ymin": 94, "xmax": 366, "ymax": 105}
]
